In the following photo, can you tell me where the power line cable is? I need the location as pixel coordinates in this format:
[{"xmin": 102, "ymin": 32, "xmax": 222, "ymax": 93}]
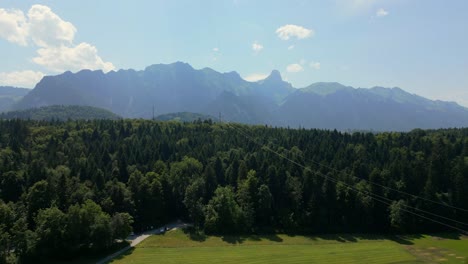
[
  {"xmin": 325, "ymin": 175, "xmax": 468, "ymax": 235},
  {"xmin": 227, "ymin": 123, "xmax": 468, "ymax": 212},
  {"xmin": 223, "ymin": 122, "xmax": 468, "ymax": 234}
]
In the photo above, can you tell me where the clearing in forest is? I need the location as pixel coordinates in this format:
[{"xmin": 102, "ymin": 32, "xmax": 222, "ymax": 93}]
[{"xmin": 110, "ymin": 229, "xmax": 468, "ymax": 264}]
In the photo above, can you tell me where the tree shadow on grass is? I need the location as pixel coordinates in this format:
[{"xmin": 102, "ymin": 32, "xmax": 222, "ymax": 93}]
[
  {"xmin": 387, "ymin": 235, "xmax": 416, "ymax": 245},
  {"xmin": 261, "ymin": 234, "xmax": 284, "ymax": 242},
  {"xmin": 335, "ymin": 234, "xmax": 358, "ymax": 242},
  {"xmin": 310, "ymin": 233, "xmax": 463, "ymax": 245},
  {"xmin": 247, "ymin": 234, "xmax": 284, "ymax": 243},
  {"xmin": 182, "ymin": 227, "xmax": 284, "ymax": 244},
  {"xmin": 432, "ymin": 232, "xmax": 462, "ymax": 240},
  {"xmin": 310, "ymin": 234, "xmax": 360, "ymax": 243},
  {"xmin": 221, "ymin": 233, "xmax": 284, "ymax": 244},
  {"xmin": 221, "ymin": 235, "xmax": 246, "ymax": 244},
  {"xmin": 183, "ymin": 227, "xmax": 208, "ymax": 242},
  {"xmin": 304, "ymin": 233, "xmax": 420, "ymax": 244}
]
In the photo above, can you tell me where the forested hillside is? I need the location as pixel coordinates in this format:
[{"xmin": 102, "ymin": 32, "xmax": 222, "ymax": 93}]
[
  {"xmin": 155, "ymin": 112, "xmax": 215, "ymax": 122},
  {"xmin": 0, "ymin": 119, "xmax": 467, "ymax": 262},
  {"xmin": 0, "ymin": 105, "xmax": 121, "ymax": 121}
]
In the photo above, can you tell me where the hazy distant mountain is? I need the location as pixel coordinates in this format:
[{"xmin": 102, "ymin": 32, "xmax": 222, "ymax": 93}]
[
  {"xmin": 13, "ymin": 62, "xmax": 468, "ymax": 131},
  {"xmin": 0, "ymin": 86, "xmax": 30, "ymax": 113},
  {"xmin": 1, "ymin": 105, "xmax": 120, "ymax": 121},
  {"xmin": 15, "ymin": 62, "xmax": 271, "ymax": 118},
  {"xmin": 253, "ymin": 70, "xmax": 294, "ymax": 103},
  {"xmin": 278, "ymin": 84, "xmax": 468, "ymax": 131}
]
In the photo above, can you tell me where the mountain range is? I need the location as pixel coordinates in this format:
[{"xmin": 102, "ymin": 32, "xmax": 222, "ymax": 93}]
[
  {"xmin": 6, "ymin": 61, "xmax": 468, "ymax": 131},
  {"xmin": 0, "ymin": 86, "xmax": 30, "ymax": 113}
]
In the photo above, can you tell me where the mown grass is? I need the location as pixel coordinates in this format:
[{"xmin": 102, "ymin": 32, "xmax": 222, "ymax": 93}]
[
  {"xmin": 401, "ymin": 234, "xmax": 468, "ymax": 264},
  {"xmin": 112, "ymin": 244, "xmax": 418, "ymax": 264},
  {"xmin": 110, "ymin": 229, "xmax": 448, "ymax": 264}
]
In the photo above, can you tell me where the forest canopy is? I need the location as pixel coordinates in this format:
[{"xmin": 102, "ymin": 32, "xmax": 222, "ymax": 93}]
[{"xmin": 0, "ymin": 119, "xmax": 467, "ymax": 262}]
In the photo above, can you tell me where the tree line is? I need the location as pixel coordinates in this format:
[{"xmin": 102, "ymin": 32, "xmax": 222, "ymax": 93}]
[{"xmin": 0, "ymin": 119, "xmax": 467, "ymax": 262}]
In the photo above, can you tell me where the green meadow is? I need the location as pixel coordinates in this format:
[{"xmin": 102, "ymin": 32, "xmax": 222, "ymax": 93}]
[{"xmin": 110, "ymin": 229, "xmax": 468, "ymax": 264}]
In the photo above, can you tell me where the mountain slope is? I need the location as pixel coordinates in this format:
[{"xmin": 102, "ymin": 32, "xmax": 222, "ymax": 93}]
[
  {"xmin": 253, "ymin": 70, "xmax": 294, "ymax": 103},
  {"xmin": 0, "ymin": 86, "xmax": 30, "ymax": 113},
  {"xmin": 277, "ymin": 86, "xmax": 468, "ymax": 131},
  {"xmin": 15, "ymin": 62, "xmax": 279, "ymax": 118},
  {"xmin": 13, "ymin": 62, "xmax": 468, "ymax": 131}
]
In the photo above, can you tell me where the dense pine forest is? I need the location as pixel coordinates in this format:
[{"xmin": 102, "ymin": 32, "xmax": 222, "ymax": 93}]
[{"xmin": 0, "ymin": 119, "xmax": 467, "ymax": 263}]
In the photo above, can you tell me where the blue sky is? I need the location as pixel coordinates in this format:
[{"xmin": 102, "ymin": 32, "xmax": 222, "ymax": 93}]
[{"xmin": 1, "ymin": 0, "xmax": 468, "ymax": 106}]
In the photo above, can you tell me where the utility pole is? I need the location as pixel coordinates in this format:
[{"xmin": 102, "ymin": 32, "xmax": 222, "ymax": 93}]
[
  {"xmin": 152, "ymin": 105, "xmax": 155, "ymax": 120},
  {"xmin": 219, "ymin": 112, "xmax": 222, "ymax": 123}
]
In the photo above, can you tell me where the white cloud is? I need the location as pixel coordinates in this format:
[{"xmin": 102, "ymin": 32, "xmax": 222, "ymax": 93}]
[
  {"xmin": 27, "ymin": 5, "xmax": 76, "ymax": 47},
  {"xmin": 286, "ymin": 63, "xmax": 304, "ymax": 73},
  {"xmin": 0, "ymin": 5, "xmax": 113, "ymax": 73},
  {"xmin": 376, "ymin": 8, "xmax": 389, "ymax": 17},
  {"xmin": 276, "ymin": 24, "xmax": 314, "ymax": 40},
  {"xmin": 213, "ymin": 47, "xmax": 219, "ymax": 52},
  {"xmin": 0, "ymin": 8, "xmax": 29, "ymax": 46},
  {"xmin": 0, "ymin": 70, "xmax": 44, "ymax": 88},
  {"xmin": 252, "ymin": 41, "xmax": 263, "ymax": 52},
  {"xmin": 310, "ymin": 62, "xmax": 321, "ymax": 70},
  {"xmin": 243, "ymin": 73, "xmax": 269, "ymax": 82},
  {"xmin": 287, "ymin": 45, "xmax": 295, "ymax": 50},
  {"xmin": 33, "ymin": 43, "xmax": 115, "ymax": 73},
  {"xmin": 0, "ymin": 5, "xmax": 76, "ymax": 47}
]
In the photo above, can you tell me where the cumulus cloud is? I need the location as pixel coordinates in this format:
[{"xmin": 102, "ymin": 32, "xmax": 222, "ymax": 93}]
[
  {"xmin": 243, "ymin": 73, "xmax": 269, "ymax": 82},
  {"xmin": 27, "ymin": 5, "xmax": 76, "ymax": 47},
  {"xmin": 310, "ymin": 62, "xmax": 321, "ymax": 70},
  {"xmin": 33, "ymin": 43, "xmax": 115, "ymax": 72},
  {"xmin": 213, "ymin": 47, "xmax": 219, "ymax": 52},
  {"xmin": 0, "ymin": 70, "xmax": 44, "ymax": 87},
  {"xmin": 0, "ymin": 8, "xmax": 29, "ymax": 46},
  {"xmin": 276, "ymin": 24, "xmax": 314, "ymax": 40},
  {"xmin": 0, "ymin": 5, "xmax": 76, "ymax": 47},
  {"xmin": 0, "ymin": 4, "xmax": 114, "ymax": 74},
  {"xmin": 287, "ymin": 45, "xmax": 295, "ymax": 50},
  {"xmin": 286, "ymin": 63, "xmax": 304, "ymax": 73},
  {"xmin": 376, "ymin": 8, "xmax": 389, "ymax": 17},
  {"xmin": 252, "ymin": 41, "xmax": 263, "ymax": 53}
]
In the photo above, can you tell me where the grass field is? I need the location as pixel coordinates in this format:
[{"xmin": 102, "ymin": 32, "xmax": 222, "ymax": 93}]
[
  {"xmin": 402, "ymin": 234, "xmax": 468, "ymax": 264},
  {"xmin": 110, "ymin": 229, "xmax": 468, "ymax": 264}
]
